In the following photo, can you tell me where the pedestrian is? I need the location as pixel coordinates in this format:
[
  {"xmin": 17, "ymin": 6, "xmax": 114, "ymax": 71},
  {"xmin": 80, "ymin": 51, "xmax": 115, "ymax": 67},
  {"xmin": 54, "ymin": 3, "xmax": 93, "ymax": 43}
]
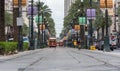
[{"xmin": 74, "ymin": 40, "xmax": 77, "ymax": 48}]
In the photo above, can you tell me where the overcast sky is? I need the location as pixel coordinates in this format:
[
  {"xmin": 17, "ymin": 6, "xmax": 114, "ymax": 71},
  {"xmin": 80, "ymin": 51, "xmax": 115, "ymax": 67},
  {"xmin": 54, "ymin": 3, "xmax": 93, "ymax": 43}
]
[{"xmin": 37, "ymin": 0, "xmax": 64, "ymax": 37}]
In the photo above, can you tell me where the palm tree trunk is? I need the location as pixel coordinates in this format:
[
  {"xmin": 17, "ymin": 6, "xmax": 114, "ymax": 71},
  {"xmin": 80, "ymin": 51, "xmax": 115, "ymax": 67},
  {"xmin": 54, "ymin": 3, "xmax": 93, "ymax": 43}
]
[
  {"xmin": 97, "ymin": 28, "xmax": 99, "ymax": 41},
  {"xmin": 102, "ymin": 26, "xmax": 104, "ymax": 40},
  {"xmin": 0, "ymin": 0, "xmax": 5, "ymax": 41},
  {"xmin": 13, "ymin": 8, "xmax": 19, "ymax": 42}
]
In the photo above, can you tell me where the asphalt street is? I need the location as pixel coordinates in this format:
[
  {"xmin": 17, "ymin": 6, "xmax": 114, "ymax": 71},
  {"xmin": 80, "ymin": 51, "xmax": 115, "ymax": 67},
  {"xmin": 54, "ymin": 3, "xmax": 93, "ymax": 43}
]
[{"xmin": 0, "ymin": 47, "xmax": 120, "ymax": 71}]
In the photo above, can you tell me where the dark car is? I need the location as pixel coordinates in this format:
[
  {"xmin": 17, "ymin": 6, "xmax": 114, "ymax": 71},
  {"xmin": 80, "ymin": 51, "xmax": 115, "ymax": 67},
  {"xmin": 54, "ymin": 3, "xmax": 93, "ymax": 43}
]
[{"xmin": 96, "ymin": 40, "xmax": 114, "ymax": 51}]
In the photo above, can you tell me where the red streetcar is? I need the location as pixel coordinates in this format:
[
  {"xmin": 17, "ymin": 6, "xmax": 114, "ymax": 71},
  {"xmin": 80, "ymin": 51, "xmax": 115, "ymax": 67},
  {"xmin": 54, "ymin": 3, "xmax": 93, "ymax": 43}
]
[{"xmin": 48, "ymin": 37, "xmax": 57, "ymax": 47}]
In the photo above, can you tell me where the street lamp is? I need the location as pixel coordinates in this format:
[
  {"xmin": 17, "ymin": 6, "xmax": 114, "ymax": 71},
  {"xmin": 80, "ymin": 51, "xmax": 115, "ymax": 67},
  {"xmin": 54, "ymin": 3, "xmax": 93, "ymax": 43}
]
[
  {"xmin": 103, "ymin": 0, "xmax": 111, "ymax": 51},
  {"xmin": 43, "ymin": 17, "xmax": 46, "ymax": 47},
  {"xmin": 86, "ymin": 0, "xmax": 96, "ymax": 49},
  {"xmin": 37, "ymin": 0, "xmax": 40, "ymax": 48},
  {"xmin": 30, "ymin": 0, "xmax": 34, "ymax": 50},
  {"xmin": 79, "ymin": 0, "xmax": 85, "ymax": 49},
  {"xmin": 114, "ymin": 3, "xmax": 117, "ymax": 32},
  {"xmin": 89, "ymin": 0, "xmax": 93, "ymax": 48},
  {"xmin": 18, "ymin": 0, "xmax": 23, "ymax": 51}
]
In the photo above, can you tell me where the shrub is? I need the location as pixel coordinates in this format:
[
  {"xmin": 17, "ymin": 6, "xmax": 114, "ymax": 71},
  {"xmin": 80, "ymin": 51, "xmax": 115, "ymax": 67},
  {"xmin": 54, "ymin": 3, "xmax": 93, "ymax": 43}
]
[
  {"xmin": 23, "ymin": 42, "xmax": 29, "ymax": 51},
  {"xmin": 0, "ymin": 42, "xmax": 17, "ymax": 55},
  {"xmin": 0, "ymin": 42, "xmax": 29, "ymax": 55}
]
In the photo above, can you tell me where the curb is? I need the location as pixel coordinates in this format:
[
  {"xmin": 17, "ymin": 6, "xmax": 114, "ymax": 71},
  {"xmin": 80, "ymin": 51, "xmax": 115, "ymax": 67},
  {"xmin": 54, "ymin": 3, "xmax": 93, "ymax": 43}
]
[{"xmin": 0, "ymin": 49, "xmax": 42, "ymax": 61}]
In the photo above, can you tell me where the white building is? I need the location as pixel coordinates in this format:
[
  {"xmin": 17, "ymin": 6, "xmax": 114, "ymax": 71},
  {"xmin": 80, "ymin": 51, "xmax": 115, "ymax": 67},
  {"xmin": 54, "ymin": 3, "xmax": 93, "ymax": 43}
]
[
  {"xmin": 5, "ymin": 0, "xmax": 13, "ymax": 13},
  {"xmin": 64, "ymin": 0, "xmax": 76, "ymax": 17}
]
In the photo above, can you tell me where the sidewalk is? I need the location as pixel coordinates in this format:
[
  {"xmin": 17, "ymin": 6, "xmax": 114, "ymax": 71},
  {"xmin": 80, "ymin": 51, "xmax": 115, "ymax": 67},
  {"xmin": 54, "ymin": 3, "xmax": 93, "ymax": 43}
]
[
  {"xmin": 0, "ymin": 49, "xmax": 42, "ymax": 61},
  {"xmin": 91, "ymin": 49, "xmax": 120, "ymax": 57}
]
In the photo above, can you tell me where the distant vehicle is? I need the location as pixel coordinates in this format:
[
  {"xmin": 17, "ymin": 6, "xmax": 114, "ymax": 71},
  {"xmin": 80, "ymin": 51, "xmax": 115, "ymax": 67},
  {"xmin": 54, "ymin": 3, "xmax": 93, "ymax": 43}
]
[
  {"xmin": 23, "ymin": 37, "xmax": 29, "ymax": 43},
  {"xmin": 8, "ymin": 38, "xmax": 13, "ymax": 42},
  {"xmin": 48, "ymin": 37, "xmax": 57, "ymax": 47},
  {"xmin": 58, "ymin": 40, "xmax": 63, "ymax": 46},
  {"xmin": 109, "ymin": 33, "xmax": 118, "ymax": 49},
  {"xmin": 96, "ymin": 40, "xmax": 113, "ymax": 51}
]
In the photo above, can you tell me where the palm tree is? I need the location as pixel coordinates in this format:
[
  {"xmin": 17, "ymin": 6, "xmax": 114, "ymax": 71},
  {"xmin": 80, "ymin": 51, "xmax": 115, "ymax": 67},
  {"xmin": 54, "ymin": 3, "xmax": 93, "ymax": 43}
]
[
  {"xmin": 13, "ymin": 7, "xmax": 19, "ymax": 42},
  {"xmin": 0, "ymin": 0, "xmax": 5, "ymax": 41},
  {"xmin": 5, "ymin": 12, "xmax": 13, "ymax": 40},
  {"xmin": 35, "ymin": 1, "xmax": 56, "ymax": 36}
]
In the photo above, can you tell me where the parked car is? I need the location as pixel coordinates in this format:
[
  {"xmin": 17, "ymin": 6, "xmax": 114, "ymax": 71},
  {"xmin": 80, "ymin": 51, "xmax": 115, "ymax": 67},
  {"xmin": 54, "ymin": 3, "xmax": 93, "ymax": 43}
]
[
  {"xmin": 95, "ymin": 40, "xmax": 114, "ymax": 51},
  {"xmin": 23, "ymin": 37, "xmax": 29, "ymax": 43}
]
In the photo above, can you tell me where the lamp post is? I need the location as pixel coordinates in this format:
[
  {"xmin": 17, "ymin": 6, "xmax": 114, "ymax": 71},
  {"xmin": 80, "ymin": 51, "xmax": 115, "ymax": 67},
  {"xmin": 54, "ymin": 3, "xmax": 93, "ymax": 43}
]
[
  {"xmin": 37, "ymin": 0, "xmax": 40, "ymax": 48},
  {"xmin": 43, "ymin": 17, "xmax": 46, "ymax": 47},
  {"xmin": 114, "ymin": 3, "xmax": 117, "ymax": 32},
  {"xmin": 80, "ymin": 0, "xmax": 85, "ymax": 49},
  {"xmin": 41, "ymin": 11, "xmax": 44, "ymax": 47},
  {"xmin": 30, "ymin": 0, "xmax": 34, "ymax": 50},
  {"xmin": 18, "ymin": 0, "xmax": 23, "ymax": 51},
  {"xmin": 89, "ymin": 0, "xmax": 93, "ymax": 48},
  {"xmin": 103, "ymin": 0, "xmax": 111, "ymax": 51}
]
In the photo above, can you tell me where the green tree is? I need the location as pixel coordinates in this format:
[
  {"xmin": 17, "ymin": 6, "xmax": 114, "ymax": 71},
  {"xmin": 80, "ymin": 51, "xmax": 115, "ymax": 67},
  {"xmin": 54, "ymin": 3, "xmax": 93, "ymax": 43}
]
[
  {"xmin": 22, "ymin": 23, "xmax": 29, "ymax": 36},
  {"xmin": 35, "ymin": 1, "xmax": 56, "ymax": 37},
  {"xmin": 5, "ymin": 12, "xmax": 13, "ymax": 26},
  {"xmin": 62, "ymin": 0, "xmax": 112, "ymax": 40}
]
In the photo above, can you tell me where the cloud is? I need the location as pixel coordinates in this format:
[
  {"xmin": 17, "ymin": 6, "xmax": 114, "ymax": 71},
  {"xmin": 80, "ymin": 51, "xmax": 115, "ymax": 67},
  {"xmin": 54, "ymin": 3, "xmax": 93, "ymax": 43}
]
[{"xmin": 42, "ymin": 0, "xmax": 64, "ymax": 37}]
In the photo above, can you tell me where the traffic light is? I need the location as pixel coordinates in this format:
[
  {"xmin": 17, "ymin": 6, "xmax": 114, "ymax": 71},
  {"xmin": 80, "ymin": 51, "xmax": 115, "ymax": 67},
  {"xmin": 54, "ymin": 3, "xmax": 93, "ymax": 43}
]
[{"xmin": 85, "ymin": 25, "xmax": 88, "ymax": 31}]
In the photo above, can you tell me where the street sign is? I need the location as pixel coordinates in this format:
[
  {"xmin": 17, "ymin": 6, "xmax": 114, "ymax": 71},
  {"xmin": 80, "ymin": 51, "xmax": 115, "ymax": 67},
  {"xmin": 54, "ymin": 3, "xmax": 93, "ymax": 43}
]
[
  {"xmin": 17, "ymin": 17, "xmax": 23, "ymax": 26},
  {"xmin": 40, "ymin": 24, "xmax": 45, "ymax": 30},
  {"xmin": 85, "ymin": 32, "xmax": 88, "ymax": 35},
  {"xmin": 35, "ymin": 15, "xmax": 42, "ymax": 24},
  {"xmin": 79, "ymin": 17, "xmax": 86, "ymax": 25}
]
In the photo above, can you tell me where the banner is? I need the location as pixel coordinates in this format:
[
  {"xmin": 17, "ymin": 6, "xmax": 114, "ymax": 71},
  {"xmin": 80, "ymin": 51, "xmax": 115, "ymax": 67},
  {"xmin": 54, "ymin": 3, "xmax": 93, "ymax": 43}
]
[
  {"xmin": 74, "ymin": 25, "xmax": 80, "ymax": 30},
  {"xmin": 27, "ymin": 6, "xmax": 37, "ymax": 15},
  {"xmin": 100, "ymin": 0, "xmax": 113, "ymax": 8},
  {"xmin": 40, "ymin": 24, "xmax": 45, "ymax": 30},
  {"xmin": 86, "ymin": 9, "xmax": 96, "ymax": 20},
  {"xmin": 14, "ymin": 0, "xmax": 26, "ymax": 6}
]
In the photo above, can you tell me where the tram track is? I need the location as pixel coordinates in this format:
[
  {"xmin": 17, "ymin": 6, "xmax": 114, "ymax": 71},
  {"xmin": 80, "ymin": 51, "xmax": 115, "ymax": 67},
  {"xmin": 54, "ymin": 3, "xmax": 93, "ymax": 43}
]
[
  {"xmin": 70, "ymin": 50, "xmax": 120, "ymax": 69},
  {"xmin": 18, "ymin": 48, "xmax": 57, "ymax": 71}
]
